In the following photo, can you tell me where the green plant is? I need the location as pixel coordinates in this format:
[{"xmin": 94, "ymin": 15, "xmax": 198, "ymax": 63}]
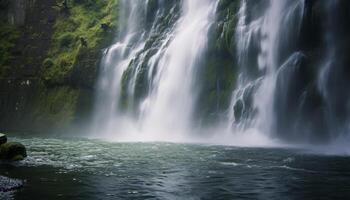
[{"xmin": 43, "ymin": 0, "xmax": 118, "ymax": 85}]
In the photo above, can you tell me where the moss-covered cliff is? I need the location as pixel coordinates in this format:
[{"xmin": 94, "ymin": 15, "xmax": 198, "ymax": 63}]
[
  {"xmin": 196, "ymin": 0, "xmax": 240, "ymax": 125},
  {"xmin": 0, "ymin": 0, "xmax": 118, "ymax": 133}
]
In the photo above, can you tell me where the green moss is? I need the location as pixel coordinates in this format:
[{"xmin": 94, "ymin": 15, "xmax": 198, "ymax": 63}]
[
  {"xmin": 42, "ymin": 58, "xmax": 55, "ymax": 69},
  {"xmin": 0, "ymin": 23, "xmax": 20, "ymax": 76},
  {"xmin": 195, "ymin": 0, "xmax": 240, "ymax": 124},
  {"xmin": 216, "ymin": 0, "xmax": 240, "ymax": 54},
  {"xmin": 0, "ymin": 142, "xmax": 27, "ymax": 160},
  {"xmin": 43, "ymin": 0, "xmax": 118, "ymax": 85},
  {"xmin": 31, "ymin": 85, "xmax": 80, "ymax": 129},
  {"xmin": 58, "ymin": 32, "xmax": 77, "ymax": 48}
]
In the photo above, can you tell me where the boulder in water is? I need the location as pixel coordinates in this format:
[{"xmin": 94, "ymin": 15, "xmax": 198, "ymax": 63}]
[
  {"xmin": 0, "ymin": 142, "xmax": 27, "ymax": 161},
  {"xmin": 0, "ymin": 176, "xmax": 23, "ymax": 192},
  {"xmin": 0, "ymin": 133, "xmax": 7, "ymax": 145}
]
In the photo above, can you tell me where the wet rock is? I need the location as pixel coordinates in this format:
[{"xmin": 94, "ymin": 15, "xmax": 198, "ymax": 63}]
[
  {"xmin": 0, "ymin": 133, "xmax": 7, "ymax": 145},
  {"xmin": 0, "ymin": 142, "xmax": 27, "ymax": 161},
  {"xmin": 0, "ymin": 176, "xmax": 23, "ymax": 192}
]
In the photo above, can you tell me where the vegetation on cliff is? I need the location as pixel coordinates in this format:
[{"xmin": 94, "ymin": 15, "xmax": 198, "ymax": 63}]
[
  {"xmin": 43, "ymin": 0, "xmax": 118, "ymax": 86},
  {"xmin": 196, "ymin": 0, "xmax": 240, "ymax": 124},
  {"xmin": 0, "ymin": 0, "xmax": 118, "ymax": 133},
  {"xmin": 0, "ymin": 23, "xmax": 20, "ymax": 76}
]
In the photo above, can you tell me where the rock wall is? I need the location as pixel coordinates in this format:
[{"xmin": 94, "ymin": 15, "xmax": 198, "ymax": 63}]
[{"xmin": 0, "ymin": 0, "xmax": 117, "ymax": 134}]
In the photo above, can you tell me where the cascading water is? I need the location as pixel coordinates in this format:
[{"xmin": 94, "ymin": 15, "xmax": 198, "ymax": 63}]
[
  {"xmin": 228, "ymin": 0, "xmax": 350, "ymax": 149},
  {"xmin": 229, "ymin": 0, "xmax": 305, "ymax": 139},
  {"xmin": 93, "ymin": 0, "xmax": 163, "ymax": 138},
  {"xmin": 316, "ymin": 0, "xmax": 350, "ymax": 146},
  {"xmin": 140, "ymin": 0, "xmax": 218, "ymax": 138},
  {"xmin": 92, "ymin": 0, "xmax": 350, "ymax": 147},
  {"xmin": 93, "ymin": 0, "xmax": 217, "ymax": 141}
]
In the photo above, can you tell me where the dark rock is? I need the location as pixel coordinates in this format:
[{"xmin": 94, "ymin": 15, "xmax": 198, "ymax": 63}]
[
  {"xmin": 62, "ymin": 0, "xmax": 68, "ymax": 9},
  {"xmin": 101, "ymin": 23, "xmax": 110, "ymax": 31},
  {"xmin": 233, "ymin": 100, "xmax": 244, "ymax": 122},
  {"xmin": 0, "ymin": 0, "xmax": 10, "ymax": 10},
  {"xmin": 0, "ymin": 141, "xmax": 27, "ymax": 161},
  {"xmin": 0, "ymin": 133, "xmax": 7, "ymax": 145},
  {"xmin": 0, "ymin": 176, "xmax": 23, "ymax": 192}
]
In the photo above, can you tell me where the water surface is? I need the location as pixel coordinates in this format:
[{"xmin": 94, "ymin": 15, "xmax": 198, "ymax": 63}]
[{"xmin": 1, "ymin": 136, "xmax": 350, "ymax": 199}]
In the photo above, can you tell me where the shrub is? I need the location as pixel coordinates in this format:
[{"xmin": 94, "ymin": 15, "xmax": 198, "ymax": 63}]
[
  {"xmin": 42, "ymin": 58, "xmax": 54, "ymax": 68},
  {"xmin": 58, "ymin": 32, "xmax": 76, "ymax": 48}
]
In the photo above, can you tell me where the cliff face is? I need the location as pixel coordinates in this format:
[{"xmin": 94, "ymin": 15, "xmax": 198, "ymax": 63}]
[
  {"xmin": 0, "ymin": 0, "xmax": 117, "ymax": 133},
  {"xmin": 1, "ymin": 0, "xmax": 31, "ymax": 26}
]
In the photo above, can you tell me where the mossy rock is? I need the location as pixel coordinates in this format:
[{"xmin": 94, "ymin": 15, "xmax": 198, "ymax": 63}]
[
  {"xmin": 0, "ymin": 133, "xmax": 7, "ymax": 145},
  {"xmin": 0, "ymin": 142, "xmax": 27, "ymax": 161}
]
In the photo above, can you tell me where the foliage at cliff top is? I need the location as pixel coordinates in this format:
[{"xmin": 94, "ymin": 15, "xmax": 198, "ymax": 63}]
[{"xmin": 43, "ymin": 0, "xmax": 118, "ymax": 85}]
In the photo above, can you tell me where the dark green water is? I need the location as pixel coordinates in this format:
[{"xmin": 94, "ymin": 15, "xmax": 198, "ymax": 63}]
[{"xmin": 1, "ymin": 136, "xmax": 350, "ymax": 200}]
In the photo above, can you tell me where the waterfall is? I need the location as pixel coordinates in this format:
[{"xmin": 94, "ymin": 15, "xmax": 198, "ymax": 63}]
[
  {"xmin": 229, "ymin": 0, "xmax": 305, "ymax": 138},
  {"xmin": 91, "ymin": 0, "xmax": 350, "ymax": 146},
  {"xmin": 228, "ymin": 0, "xmax": 350, "ymax": 146},
  {"xmin": 93, "ymin": 0, "xmax": 217, "ymax": 141},
  {"xmin": 93, "ymin": 0, "xmax": 157, "ymax": 137},
  {"xmin": 140, "ymin": 0, "xmax": 217, "ymax": 138},
  {"xmin": 317, "ymin": 0, "xmax": 350, "ymax": 143}
]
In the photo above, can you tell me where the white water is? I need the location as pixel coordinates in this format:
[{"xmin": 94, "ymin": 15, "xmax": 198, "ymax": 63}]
[
  {"xmin": 93, "ymin": 0, "xmax": 218, "ymax": 142},
  {"xmin": 229, "ymin": 0, "xmax": 305, "ymax": 139},
  {"xmin": 140, "ymin": 0, "xmax": 217, "ymax": 138},
  {"xmin": 91, "ymin": 0, "xmax": 349, "ymax": 150},
  {"xmin": 92, "ymin": 0, "xmax": 305, "ymax": 146},
  {"xmin": 93, "ymin": 0, "xmax": 151, "ymax": 137},
  {"xmin": 254, "ymin": 0, "xmax": 287, "ymax": 135}
]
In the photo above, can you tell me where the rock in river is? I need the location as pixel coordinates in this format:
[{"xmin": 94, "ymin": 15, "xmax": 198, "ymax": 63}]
[
  {"xmin": 0, "ymin": 133, "xmax": 7, "ymax": 145},
  {"xmin": 0, "ymin": 141, "xmax": 27, "ymax": 161}
]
